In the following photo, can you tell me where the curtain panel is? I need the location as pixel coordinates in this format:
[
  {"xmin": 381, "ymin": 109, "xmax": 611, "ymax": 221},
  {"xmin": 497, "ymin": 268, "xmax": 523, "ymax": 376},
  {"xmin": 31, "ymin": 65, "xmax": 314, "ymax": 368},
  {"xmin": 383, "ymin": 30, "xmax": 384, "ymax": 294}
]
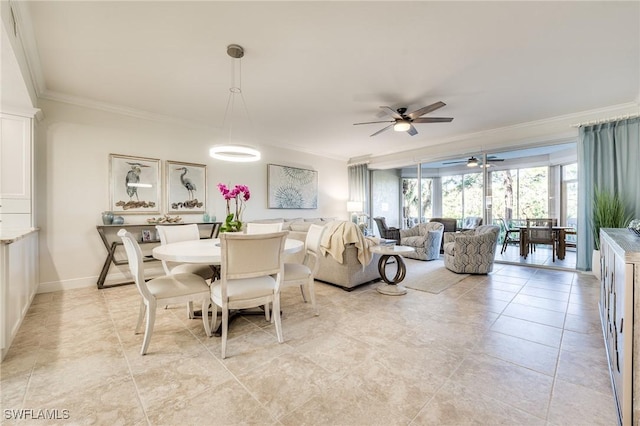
[
  {"xmin": 577, "ymin": 117, "xmax": 640, "ymax": 271},
  {"xmin": 348, "ymin": 163, "xmax": 369, "ymax": 214}
]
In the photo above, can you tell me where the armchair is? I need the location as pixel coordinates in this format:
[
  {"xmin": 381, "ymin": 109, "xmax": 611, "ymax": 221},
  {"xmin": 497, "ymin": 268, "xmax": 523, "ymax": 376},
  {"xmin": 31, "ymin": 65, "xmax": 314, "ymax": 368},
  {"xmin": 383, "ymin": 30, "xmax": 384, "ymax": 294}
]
[
  {"xmin": 399, "ymin": 222, "xmax": 444, "ymax": 261},
  {"xmin": 429, "ymin": 218, "xmax": 458, "ymax": 253},
  {"xmin": 443, "ymin": 225, "xmax": 500, "ymax": 274},
  {"xmin": 461, "ymin": 216, "xmax": 483, "ymax": 230},
  {"xmin": 373, "ymin": 217, "xmax": 400, "ymax": 242}
]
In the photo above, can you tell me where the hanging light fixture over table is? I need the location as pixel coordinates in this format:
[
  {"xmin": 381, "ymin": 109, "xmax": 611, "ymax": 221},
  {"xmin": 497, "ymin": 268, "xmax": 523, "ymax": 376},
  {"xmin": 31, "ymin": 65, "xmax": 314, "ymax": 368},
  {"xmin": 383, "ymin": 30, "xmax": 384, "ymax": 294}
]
[{"xmin": 209, "ymin": 44, "xmax": 261, "ymax": 162}]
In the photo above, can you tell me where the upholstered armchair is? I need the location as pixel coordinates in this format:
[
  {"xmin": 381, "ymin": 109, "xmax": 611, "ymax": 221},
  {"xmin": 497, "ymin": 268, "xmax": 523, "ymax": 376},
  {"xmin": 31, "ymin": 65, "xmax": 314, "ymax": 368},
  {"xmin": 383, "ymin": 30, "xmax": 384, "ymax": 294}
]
[
  {"xmin": 429, "ymin": 218, "xmax": 458, "ymax": 253},
  {"xmin": 399, "ymin": 222, "xmax": 444, "ymax": 261},
  {"xmin": 443, "ymin": 225, "xmax": 500, "ymax": 274},
  {"xmin": 373, "ymin": 217, "xmax": 400, "ymax": 243},
  {"xmin": 461, "ymin": 216, "xmax": 483, "ymax": 230}
]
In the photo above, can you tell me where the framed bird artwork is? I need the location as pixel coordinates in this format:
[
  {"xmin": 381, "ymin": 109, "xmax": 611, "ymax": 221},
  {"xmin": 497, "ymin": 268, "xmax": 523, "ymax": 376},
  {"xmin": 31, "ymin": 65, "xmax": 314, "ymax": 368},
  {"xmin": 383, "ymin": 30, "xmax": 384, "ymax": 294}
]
[
  {"xmin": 166, "ymin": 160, "xmax": 207, "ymax": 214},
  {"xmin": 109, "ymin": 154, "xmax": 161, "ymax": 215}
]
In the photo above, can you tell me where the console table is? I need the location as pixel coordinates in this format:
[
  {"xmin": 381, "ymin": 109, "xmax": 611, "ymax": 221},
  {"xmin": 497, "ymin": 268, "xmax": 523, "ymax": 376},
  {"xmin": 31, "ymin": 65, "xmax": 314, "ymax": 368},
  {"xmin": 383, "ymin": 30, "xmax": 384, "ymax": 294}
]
[
  {"xmin": 599, "ymin": 228, "xmax": 640, "ymax": 425},
  {"xmin": 96, "ymin": 222, "xmax": 220, "ymax": 289}
]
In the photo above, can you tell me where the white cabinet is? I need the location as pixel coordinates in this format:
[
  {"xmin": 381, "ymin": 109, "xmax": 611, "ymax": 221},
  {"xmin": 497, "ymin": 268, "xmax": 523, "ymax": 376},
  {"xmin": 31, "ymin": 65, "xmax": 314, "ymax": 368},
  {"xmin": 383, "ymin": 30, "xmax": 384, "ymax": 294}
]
[
  {"xmin": 0, "ymin": 112, "xmax": 35, "ymax": 229},
  {"xmin": 1, "ymin": 230, "xmax": 38, "ymax": 361},
  {"xmin": 600, "ymin": 229, "xmax": 640, "ymax": 426}
]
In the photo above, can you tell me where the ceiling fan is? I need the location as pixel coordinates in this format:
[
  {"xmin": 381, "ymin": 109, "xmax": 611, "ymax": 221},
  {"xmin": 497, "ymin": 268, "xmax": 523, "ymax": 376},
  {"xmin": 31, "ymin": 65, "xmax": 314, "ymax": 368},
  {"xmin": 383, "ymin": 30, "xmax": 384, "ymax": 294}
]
[
  {"xmin": 353, "ymin": 101, "xmax": 453, "ymax": 137},
  {"xmin": 443, "ymin": 155, "xmax": 505, "ymax": 167}
]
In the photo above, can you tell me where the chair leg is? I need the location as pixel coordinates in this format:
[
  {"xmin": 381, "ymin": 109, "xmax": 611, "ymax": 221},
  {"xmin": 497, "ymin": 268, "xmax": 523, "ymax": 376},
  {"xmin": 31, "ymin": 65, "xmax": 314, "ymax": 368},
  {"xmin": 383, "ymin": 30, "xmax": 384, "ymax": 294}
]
[
  {"xmin": 135, "ymin": 300, "xmax": 146, "ymax": 334},
  {"xmin": 273, "ymin": 295, "xmax": 284, "ymax": 343},
  {"xmin": 141, "ymin": 301, "xmax": 156, "ymax": 355},
  {"xmin": 221, "ymin": 307, "xmax": 229, "ymax": 359},
  {"xmin": 307, "ymin": 278, "xmax": 318, "ymax": 316},
  {"xmin": 299, "ymin": 285, "xmax": 308, "ymax": 303},
  {"xmin": 187, "ymin": 301, "xmax": 194, "ymax": 319},
  {"xmin": 210, "ymin": 303, "xmax": 219, "ymax": 334}
]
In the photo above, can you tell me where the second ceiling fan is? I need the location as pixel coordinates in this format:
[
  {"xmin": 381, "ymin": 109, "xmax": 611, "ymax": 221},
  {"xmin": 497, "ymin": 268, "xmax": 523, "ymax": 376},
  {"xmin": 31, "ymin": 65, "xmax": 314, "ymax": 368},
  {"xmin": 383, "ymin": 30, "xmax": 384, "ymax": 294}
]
[
  {"xmin": 443, "ymin": 155, "xmax": 505, "ymax": 167},
  {"xmin": 353, "ymin": 101, "xmax": 453, "ymax": 137}
]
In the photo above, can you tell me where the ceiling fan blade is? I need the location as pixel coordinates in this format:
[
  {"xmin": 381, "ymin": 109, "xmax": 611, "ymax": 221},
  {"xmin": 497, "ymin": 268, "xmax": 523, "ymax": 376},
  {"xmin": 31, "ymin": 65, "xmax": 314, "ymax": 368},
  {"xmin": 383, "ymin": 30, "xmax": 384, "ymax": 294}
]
[
  {"xmin": 353, "ymin": 120, "xmax": 394, "ymax": 126},
  {"xmin": 407, "ymin": 124, "xmax": 418, "ymax": 136},
  {"xmin": 370, "ymin": 123, "xmax": 394, "ymax": 137},
  {"xmin": 412, "ymin": 117, "xmax": 454, "ymax": 123},
  {"xmin": 379, "ymin": 106, "xmax": 403, "ymax": 119},
  {"xmin": 407, "ymin": 101, "xmax": 446, "ymax": 119},
  {"xmin": 487, "ymin": 158, "xmax": 504, "ymax": 162}
]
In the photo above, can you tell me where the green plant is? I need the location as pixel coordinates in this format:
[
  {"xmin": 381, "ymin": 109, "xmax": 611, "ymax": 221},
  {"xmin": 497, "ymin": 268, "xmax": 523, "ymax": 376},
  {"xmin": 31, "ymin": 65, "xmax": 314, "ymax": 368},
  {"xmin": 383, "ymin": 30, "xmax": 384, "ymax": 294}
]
[{"xmin": 591, "ymin": 188, "xmax": 632, "ymax": 250}]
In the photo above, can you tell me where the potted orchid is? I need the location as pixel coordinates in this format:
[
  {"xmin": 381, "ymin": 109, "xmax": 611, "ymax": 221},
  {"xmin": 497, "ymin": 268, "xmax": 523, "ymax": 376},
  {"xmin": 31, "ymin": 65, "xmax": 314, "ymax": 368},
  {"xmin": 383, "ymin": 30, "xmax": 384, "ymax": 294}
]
[{"xmin": 217, "ymin": 183, "xmax": 250, "ymax": 232}]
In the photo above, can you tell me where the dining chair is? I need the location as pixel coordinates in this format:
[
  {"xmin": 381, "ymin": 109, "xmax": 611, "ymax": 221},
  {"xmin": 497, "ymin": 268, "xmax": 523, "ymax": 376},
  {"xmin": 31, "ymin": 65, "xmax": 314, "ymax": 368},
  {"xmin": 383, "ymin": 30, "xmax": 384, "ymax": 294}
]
[
  {"xmin": 246, "ymin": 222, "xmax": 284, "ymax": 234},
  {"xmin": 156, "ymin": 224, "xmax": 214, "ymax": 319},
  {"xmin": 499, "ymin": 218, "xmax": 520, "ymax": 254},
  {"xmin": 118, "ymin": 229, "xmax": 211, "ymax": 355},
  {"xmin": 525, "ymin": 218, "xmax": 557, "ymax": 261},
  {"xmin": 210, "ymin": 231, "xmax": 288, "ymax": 359},
  {"xmin": 281, "ymin": 223, "xmax": 324, "ymax": 316}
]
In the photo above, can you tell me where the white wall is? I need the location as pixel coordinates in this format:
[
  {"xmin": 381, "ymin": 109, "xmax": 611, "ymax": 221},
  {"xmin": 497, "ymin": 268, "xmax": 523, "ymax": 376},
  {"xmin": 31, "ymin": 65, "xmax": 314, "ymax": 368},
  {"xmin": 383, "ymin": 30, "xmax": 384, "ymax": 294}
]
[{"xmin": 35, "ymin": 99, "xmax": 348, "ymax": 292}]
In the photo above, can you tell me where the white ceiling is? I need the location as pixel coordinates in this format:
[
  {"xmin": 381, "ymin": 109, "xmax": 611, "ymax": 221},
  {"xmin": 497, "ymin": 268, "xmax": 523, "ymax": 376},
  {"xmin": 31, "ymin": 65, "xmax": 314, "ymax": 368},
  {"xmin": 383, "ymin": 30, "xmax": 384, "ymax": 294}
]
[{"xmin": 11, "ymin": 1, "xmax": 640, "ymax": 163}]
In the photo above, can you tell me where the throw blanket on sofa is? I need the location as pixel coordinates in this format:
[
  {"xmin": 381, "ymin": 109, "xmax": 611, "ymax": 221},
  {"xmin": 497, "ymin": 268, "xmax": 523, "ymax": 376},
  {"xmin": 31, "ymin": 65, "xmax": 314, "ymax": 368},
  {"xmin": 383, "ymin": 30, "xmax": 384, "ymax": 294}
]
[{"xmin": 320, "ymin": 220, "xmax": 375, "ymax": 266}]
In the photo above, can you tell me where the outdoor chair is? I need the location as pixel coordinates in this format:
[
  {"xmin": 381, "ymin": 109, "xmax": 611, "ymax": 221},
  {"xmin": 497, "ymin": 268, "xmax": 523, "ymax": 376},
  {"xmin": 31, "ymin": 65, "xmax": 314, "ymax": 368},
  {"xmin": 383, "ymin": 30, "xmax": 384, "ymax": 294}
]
[
  {"xmin": 499, "ymin": 218, "xmax": 520, "ymax": 254},
  {"xmin": 526, "ymin": 218, "xmax": 558, "ymax": 262}
]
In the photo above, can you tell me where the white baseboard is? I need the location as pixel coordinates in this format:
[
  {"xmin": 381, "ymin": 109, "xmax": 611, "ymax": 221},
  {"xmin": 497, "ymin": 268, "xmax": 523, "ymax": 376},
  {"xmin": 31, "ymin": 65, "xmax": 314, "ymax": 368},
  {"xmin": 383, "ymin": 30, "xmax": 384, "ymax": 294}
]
[{"xmin": 37, "ymin": 265, "xmax": 165, "ymax": 293}]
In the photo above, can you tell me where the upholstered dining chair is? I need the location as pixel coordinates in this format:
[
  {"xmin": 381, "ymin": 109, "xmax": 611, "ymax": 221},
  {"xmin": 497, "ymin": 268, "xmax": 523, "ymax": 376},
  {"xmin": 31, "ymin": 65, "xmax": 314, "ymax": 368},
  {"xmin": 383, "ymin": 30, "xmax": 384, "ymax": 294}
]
[
  {"xmin": 210, "ymin": 231, "xmax": 288, "ymax": 359},
  {"xmin": 246, "ymin": 222, "xmax": 284, "ymax": 234},
  {"xmin": 118, "ymin": 229, "xmax": 211, "ymax": 355},
  {"xmin": 156, "ymin": 224, "xmax": 214, "ymax": 319},
  {"xmin": 281, "ymin": 224, "xmax": 324, "ymax": 316}
]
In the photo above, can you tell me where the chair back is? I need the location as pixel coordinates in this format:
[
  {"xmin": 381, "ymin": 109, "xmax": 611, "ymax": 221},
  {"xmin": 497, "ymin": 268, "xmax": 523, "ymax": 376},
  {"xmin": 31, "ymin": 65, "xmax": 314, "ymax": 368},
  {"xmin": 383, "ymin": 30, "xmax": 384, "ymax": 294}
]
[
  {"xmin": 220, "ymin": 231, "xmax": 288, "ymax": 280},
  {"xmin": 246, "ymin": 222, "xmax": 283, "ymax": 234},
  {"xmin": 305, "ymin": 224, "xmax": 325, "ymax": 263},
  {"xmin": 429, "ymin": 218, "xmax": 457, "ymax": 233},
  {"xmin": 373, "ymin": 217, "xmax": 388, "ymax": 234},
  {"xmin": 117, "ymin": 229, "xmax": 153, "ymax": 301},
  {"xmin": 462, "ymin": 216, "xmax": 483, "ymax": 229},
  {"xmin": 526, "ymin": 218, "xmax": 555, "ymax": 242},
  {"xmin": 156, "ymin": 224, "xmax": 200, "ymax": 245}
]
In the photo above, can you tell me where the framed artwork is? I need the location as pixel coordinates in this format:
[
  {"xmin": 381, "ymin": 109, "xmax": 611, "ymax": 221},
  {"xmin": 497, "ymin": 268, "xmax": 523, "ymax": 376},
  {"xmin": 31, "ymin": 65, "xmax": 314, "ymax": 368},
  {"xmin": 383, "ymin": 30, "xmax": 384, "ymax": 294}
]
[
  {"xmin": 267, "ymin": 164, "xmax": 318, "ymax": 209},
  {"xmin": 166, "ymin": 160, "xmax": 206, "ymax": 214},
  {"xmin": 141, "ymin": 229, "xmax": 153, "ymax": 242},
  {"xmin": 109, "ymin": 154, "xmax": 161, "ymax": 214}
]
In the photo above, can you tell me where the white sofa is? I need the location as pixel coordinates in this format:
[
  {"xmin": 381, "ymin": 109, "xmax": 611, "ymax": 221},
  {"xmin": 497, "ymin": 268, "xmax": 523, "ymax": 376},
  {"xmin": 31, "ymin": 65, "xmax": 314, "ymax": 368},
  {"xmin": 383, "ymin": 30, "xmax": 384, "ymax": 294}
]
[{"xmin": 250, "ymin": 218, "xmax": 381, "ymax": 290}]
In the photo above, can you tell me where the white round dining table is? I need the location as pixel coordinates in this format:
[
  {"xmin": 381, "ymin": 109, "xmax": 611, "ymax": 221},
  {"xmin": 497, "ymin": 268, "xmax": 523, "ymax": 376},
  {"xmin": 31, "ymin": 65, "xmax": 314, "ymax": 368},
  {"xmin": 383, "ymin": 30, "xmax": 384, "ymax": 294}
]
[{"xmin": 152, "ymin": 238, "xmax": 304, "ymax": 264}]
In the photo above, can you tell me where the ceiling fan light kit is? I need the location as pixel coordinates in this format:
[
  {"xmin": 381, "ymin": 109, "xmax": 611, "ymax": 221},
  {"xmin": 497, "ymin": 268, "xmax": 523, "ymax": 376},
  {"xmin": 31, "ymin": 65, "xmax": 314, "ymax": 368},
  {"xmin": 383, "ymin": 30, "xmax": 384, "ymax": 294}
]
[
  {"xmin": 210, "ymin": 44, "xmax": 261, "ymax": 162},
  {"xmin": 467, "ymin": 157, "xmax": 479, "ymax": 167},
  {"xmin": 353, "ymin": 101, "xmax": 453, "ymax": 137}
]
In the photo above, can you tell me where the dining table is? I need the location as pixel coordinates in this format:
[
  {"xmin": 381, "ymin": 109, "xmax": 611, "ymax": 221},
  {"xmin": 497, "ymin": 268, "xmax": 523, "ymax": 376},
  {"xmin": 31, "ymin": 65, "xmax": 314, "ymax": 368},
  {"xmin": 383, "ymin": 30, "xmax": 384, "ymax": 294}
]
[
  {"xmin": 152, "ymin": 237, "xmax": 304, "ymax": 334},
  {"xmin": 152, "ymin": 237, "xmax": 304, "ymax": 265},
  {"xmin": 518, "ymin": 226, "xmax": 576, "ymax": 260}
]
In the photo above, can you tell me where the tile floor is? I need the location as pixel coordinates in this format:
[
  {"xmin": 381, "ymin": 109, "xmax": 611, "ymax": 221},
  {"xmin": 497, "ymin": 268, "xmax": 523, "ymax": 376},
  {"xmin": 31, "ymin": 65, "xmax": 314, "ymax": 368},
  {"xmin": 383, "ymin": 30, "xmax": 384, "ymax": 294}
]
[
  {"xmin": 1, "ymin": 260, "xmax": 617, "ymax": 425},
  {"xmin": 496, "ymin": 244, "xmax": 577, "ymax": 270}
]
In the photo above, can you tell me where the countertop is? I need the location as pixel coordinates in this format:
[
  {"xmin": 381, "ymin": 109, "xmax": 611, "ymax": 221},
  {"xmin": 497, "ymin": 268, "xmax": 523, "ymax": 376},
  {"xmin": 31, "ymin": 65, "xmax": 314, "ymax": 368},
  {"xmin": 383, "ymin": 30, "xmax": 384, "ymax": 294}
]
[{"xmin": 0, "ymin": 228, "xmax": 39, "ymax": 244}]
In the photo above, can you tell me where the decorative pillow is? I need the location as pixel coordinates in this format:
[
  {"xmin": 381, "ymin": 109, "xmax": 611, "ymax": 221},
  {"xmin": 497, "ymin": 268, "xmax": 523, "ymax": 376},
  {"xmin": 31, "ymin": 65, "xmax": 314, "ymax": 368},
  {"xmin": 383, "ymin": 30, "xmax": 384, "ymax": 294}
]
[{"xmin": 290, "ymin": 222, "xmax": 313, "ymax": 232}]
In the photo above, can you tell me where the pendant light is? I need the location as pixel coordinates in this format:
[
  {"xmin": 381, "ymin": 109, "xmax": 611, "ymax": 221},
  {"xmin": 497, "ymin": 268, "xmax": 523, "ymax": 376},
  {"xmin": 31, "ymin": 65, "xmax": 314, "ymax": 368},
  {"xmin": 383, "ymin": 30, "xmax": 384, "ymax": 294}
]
[{"xmin": 209, "ymin": 44, "xmax": 261, "ymax": 162}]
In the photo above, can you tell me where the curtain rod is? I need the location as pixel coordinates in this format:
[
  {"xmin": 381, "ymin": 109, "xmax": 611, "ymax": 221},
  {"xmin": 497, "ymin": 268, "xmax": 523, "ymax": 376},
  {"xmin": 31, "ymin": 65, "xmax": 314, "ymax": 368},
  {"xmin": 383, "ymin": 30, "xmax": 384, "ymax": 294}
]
[{"xmin": 571, "ymin": 113, "xmax": 640, "ymax": 128}]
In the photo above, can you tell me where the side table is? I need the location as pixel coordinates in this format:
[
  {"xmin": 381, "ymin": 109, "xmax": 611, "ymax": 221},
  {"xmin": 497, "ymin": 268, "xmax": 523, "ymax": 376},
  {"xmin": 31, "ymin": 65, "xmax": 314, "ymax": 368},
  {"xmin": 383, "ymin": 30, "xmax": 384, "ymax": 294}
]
[{"xmin": 369, "ymin": 245, "xmax": 415, "ymax": 296}]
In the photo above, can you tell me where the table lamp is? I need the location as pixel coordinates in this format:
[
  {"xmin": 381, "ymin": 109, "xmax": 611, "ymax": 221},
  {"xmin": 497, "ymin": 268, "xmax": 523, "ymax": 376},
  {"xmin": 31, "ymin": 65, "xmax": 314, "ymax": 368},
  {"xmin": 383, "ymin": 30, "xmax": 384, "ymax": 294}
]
[{"xmin": 347, "ymin": 201, "xmax": 363, "ymax": 224}]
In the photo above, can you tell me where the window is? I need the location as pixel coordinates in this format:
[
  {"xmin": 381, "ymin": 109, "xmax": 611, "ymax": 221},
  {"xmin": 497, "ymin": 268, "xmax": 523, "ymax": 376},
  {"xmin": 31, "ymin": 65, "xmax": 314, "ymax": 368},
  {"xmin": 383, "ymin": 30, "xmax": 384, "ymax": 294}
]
[{"xmin": 562, "ymin": 163, "xmax": 578, "ymax": 228}]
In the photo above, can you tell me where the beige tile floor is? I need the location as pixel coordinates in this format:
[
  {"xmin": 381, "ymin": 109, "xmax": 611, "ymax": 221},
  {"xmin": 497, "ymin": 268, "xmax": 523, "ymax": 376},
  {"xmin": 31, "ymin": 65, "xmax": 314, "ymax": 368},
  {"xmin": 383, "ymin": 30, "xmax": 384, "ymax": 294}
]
[{"xmin": 1, "ymin": 260, "xmax": 617, "ymax": 425}]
